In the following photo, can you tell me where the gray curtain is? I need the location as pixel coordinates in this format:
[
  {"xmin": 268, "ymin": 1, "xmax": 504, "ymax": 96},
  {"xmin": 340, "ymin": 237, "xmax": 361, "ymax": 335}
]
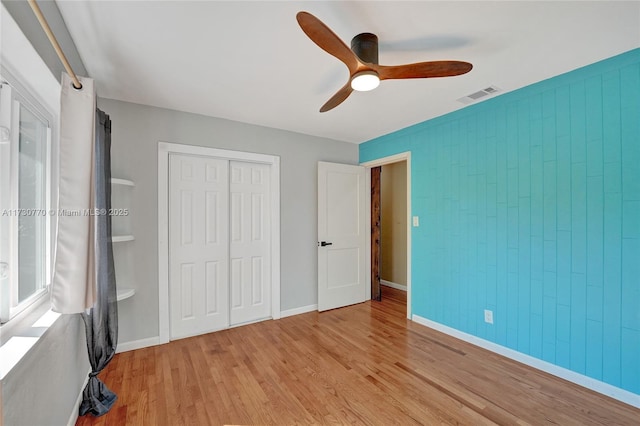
[{"xmin": 79, "ymin": 109, "xmax": 118, "ymax": 417}]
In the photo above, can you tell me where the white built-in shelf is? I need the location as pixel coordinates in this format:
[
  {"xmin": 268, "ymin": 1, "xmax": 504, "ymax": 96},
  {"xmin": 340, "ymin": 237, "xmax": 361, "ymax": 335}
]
[
  {"xmin": 112, "ymin": 235, "xmax": 134, "ymax": 243},
  {"xmin": 111, "ymin": 178, "xmax": 136, "ymax": 304},
  {"xmin": 110, "ymin": 178, "xmax": 135, "ymax": 187},
  {"xmin": 116, "ymin": 287, "xmax": 135, "ymax": 301}
]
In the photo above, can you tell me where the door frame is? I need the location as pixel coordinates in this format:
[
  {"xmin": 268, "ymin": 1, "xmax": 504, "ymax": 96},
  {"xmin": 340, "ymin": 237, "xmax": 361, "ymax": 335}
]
[
  {"xmin": 158, "ymin": 142, "xmax": 280, "ymax": 344},
  {"xmin": 361, "ymin": 152, "xmax": 411, "ymax": 319}
]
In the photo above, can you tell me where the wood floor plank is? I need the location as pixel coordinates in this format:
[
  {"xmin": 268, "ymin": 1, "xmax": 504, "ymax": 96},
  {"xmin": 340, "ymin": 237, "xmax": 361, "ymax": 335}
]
[{"xmin": 76, "ymin": 289, "xmax": 639, "ymax": 425}]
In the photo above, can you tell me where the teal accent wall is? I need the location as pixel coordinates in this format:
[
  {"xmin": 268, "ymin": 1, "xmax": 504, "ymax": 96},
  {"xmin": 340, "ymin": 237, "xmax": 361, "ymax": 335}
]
[{"xmin": 360, "ymin": 48, "xmax": 640, "ymax": 394}]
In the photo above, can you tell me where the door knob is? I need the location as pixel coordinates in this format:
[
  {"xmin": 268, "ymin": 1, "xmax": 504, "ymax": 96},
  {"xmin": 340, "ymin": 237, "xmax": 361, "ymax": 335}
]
[{"xmin": 319, "ymin": 241, "xmax": 333, "ymax": 247}]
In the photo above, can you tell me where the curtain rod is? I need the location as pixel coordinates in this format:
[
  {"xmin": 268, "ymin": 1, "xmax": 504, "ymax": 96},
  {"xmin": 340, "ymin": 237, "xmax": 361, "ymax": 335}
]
[{"xmin": 27, "ymin": 0, "xmax": 83, "ymax": 90}]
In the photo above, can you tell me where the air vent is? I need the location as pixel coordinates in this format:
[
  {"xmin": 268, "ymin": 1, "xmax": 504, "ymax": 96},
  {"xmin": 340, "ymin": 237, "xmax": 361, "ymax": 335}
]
[{"xmin": 457, "ymin": 85, "xmax": 501, "ymax": 104}]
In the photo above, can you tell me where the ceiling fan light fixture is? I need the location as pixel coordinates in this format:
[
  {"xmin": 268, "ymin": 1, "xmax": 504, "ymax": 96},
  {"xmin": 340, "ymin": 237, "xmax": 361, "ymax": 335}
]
[
  {"xmin": 350, "ymin": 71, "xmax": 380, "ymax": 92},
  {"xmin": 296, "ymin": 12, "xmax": 472, "ymax": 111}
]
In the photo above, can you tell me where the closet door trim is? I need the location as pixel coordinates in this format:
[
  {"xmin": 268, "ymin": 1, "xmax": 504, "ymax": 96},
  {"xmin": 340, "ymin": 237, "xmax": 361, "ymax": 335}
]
[{"xmin": 158, "ymin": 142, "xmax": 280, "ymax": 344}]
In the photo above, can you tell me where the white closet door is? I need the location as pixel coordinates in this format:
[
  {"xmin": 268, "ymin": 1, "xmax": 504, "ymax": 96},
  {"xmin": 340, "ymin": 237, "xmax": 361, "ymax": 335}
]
[
  {"xmin": 229, "ymin": 161, "xmax": 271, "ymax": 325},
  {"xmin": 169, "ymin": 154, "xmax": 229, "ymax": 339}
]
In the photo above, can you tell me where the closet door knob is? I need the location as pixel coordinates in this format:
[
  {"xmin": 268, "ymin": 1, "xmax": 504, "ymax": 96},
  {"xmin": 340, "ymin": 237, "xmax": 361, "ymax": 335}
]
[{"xmin": 319, "ymin": 241, "xmax": 333, "ymax": 247}]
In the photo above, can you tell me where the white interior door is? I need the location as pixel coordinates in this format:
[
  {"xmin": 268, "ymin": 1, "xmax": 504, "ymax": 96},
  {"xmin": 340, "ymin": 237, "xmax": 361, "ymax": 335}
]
[
  {"xmin": 169, "ymin": 154, "xmax": 229, "ymax": 339},
  {"xmin": 317, "ymin": 161, "xmax": 366, "ymax": 311},
  {"xmin": 229, "ymin": 161, "xmax": 271, "ymax": 325}
]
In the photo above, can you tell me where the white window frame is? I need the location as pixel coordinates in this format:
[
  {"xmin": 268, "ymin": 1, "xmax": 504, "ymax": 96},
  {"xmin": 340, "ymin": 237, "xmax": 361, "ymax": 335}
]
[{"xmin": 0, "ymin": 68, "xmax": 55, "ymax": 324}]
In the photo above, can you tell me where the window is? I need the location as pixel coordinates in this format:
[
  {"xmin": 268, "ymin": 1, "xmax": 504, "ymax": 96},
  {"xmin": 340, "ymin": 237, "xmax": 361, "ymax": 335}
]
[{"xmin": 0, "ymin": 73, "xmax": 53, "ymax": 323}]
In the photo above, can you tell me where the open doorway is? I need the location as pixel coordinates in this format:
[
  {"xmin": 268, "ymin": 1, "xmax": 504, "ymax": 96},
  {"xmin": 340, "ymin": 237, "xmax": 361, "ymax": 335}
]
[
  {"xmin": 380, "ymin": 162, "xmax": 408, "ymax": 298},
  {"xmin": 363, "ymin": 152, "xmax": 411, "ymax": 319}
]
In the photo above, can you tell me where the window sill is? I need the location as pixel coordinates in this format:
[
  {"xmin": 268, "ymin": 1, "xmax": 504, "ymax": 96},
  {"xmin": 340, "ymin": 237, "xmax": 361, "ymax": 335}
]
[{"xmin": 0, "ymin": 296, "xmax": 61, "ymax": 381}]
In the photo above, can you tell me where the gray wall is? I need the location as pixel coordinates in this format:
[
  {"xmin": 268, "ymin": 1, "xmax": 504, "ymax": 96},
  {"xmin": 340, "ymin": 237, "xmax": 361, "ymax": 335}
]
[
  {"xmin": 1, "ymin": 3, "xmax": 90, "ymax": 425},
  {"xmin": 98, "ymin": 98, "xmax": 359, "ymax": 344},
  {"xmin": 2, "ymin": 315, "xmax": 89, "ymax": 426}
]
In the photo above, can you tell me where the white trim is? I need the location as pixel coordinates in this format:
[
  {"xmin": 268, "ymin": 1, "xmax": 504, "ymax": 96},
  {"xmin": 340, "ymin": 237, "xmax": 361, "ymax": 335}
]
[
  {"xmin": 361, "ymin": 152, "xmax": 412, "ymax": 319},
  {"xmin": 412, "ymin": 314, "xmax": 640, "ymax": 409},
  {"xmin": 157, "ymin": 142, "xmax": 281, "ymax": 343},
  {"xmin": 116, "ymin": 287, "xmax": 135, "ymax": 301},
  {"xmin": 280, "ymin": 304, "xmax": 318, "ymax": 318},
  {"xmin": 158, "ymin": 144, "xmax": 170, "ymax": 344},
  {"xmin": 381, "ymin": 280, "xmax": 407, "ymax": 291},
  {"xmin": 0, "ymin": 292, "xmax": 50, "ymax": 342},
  {"xmin": 111, "ymin": 235, "xmax": 135, "ymax": 243},
  {"xmin": 110, "ymin": 178, "xmax": 135, "ymax": 187},
  {"xmin": 66, "ymin": 368, "xmax": 91, "ymax": 426},
  {"xmin": 116, "ymin": 336, "xmax": 162, "ymax": 354},
  {"xmin": 0, "ymin": 302, "xmax": 57, "ymax": 379},
  {"xmin": 0, "ymin": 4, "xmax": 60, "ymax": 114},
  {"xmin": 361, "ymin": 152, "xmax": 411, "ymax": 168},
  {"xmin": 1, "ymin": 71, "xmax": 56, "ymax": 323},
  {"xmin": 270, "ymin": 157, "xmax": 281, "ymax": 320}
]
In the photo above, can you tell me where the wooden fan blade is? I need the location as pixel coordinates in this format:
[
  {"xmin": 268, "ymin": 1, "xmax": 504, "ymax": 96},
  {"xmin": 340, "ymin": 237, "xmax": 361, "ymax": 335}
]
[
  {"xmin": 320, "ymin": 83, "xmax": 354, "ymax": 113},
  {"xmin": 377, "ymin": 61, "xmax": 472, "ymax": 80},
  {"xmin": 297, "ymin": 11, "xmax": 360, "ymax": 74}
]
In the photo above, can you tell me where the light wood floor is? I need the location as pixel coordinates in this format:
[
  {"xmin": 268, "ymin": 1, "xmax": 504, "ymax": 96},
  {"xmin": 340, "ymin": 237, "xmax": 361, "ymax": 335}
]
[{"xmin": 77, "ymin": 287, "xmax": 639, "ymax": 425}]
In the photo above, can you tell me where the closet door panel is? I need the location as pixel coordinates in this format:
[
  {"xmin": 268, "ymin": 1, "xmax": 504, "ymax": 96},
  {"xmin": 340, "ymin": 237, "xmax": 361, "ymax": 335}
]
[
  {"xmin": 229, "ymin": 161, "xmax": 271, "ymax": 325},
  {"xmin": 169, "ymin": 154, "xmax": 229, "ymax": 339}
]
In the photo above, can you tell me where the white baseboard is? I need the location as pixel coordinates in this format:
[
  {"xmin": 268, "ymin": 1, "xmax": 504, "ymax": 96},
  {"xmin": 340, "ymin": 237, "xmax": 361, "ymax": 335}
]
[
  {"xmin": 67, "ymin": 367, "xmax": 91, "ymax": 426},
  {"xmin": 280, "ymin": 304, "xmax": 318, "ymax": 318},
  {"xmin": 381, "ymin": 280, "xmax": 407, "ymax": 291},
  {"xmin": 412, "ymin": 314, "xmax": 640, "ymax": 409},
  {"xmin": 116, "ymin": 336, "xmax": 161, "ymax": 353}
]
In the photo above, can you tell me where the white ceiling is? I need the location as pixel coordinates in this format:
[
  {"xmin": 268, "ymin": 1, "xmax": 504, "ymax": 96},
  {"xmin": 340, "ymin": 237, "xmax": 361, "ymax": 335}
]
[{"xmin": 56, "ymin": 1, "xmax": 640, "ymax": 144}]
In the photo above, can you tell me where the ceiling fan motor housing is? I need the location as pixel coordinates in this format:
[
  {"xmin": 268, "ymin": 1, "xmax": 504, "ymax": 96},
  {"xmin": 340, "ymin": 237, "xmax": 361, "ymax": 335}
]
[
  {"xmin": 351, "ymin": 33, "xmax": 379, "ymax": 65},
  {"xmin": 296, "ymin": 12, "xmax": 472, "ymax": 111}
]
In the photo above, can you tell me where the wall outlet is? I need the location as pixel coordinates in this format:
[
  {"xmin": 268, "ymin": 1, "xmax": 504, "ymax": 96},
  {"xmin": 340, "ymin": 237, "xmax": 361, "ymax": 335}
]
[
  {"xmin": 412, "ymin": 216, "xmax": 419, "ymax": 227},
  {"xmin": 484, "ymin": 309, "xmax": 494, "ymax": 324}
]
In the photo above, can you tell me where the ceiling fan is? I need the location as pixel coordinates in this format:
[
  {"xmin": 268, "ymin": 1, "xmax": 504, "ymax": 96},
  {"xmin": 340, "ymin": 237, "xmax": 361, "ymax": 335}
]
[{"xmin": 296, "ymin": 11, "xmax": 473, "ymax": 112}]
